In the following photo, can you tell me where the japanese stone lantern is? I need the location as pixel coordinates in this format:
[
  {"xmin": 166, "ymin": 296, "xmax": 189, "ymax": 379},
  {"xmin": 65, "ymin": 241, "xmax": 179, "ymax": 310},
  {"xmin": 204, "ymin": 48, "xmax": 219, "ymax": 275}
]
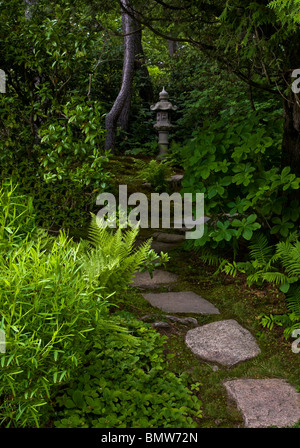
[{"xmin": 150, "ymin": 87, "xmax": 177, "ymax": 158}]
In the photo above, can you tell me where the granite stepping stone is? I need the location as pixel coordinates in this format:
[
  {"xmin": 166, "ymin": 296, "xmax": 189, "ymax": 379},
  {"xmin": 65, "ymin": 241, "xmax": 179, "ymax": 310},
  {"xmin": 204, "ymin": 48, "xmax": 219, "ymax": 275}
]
[
  {"xmin": 150, "ymin": 240, "xmax": 182, "ymax": 253},
  {"xmin": 224, "ymin": 378, "xmax": 300, "ymax": 428},
  {"xmin": 185, "ymin": 319, "xmax": 260, "ymax": 367},
  {"xmin": 155, "ymin": 233, "xmax": 185, "ymax": 243},
  {"xmin": 166, "ymin": 315, "xmax": 198, "ymax": 325},
  {"xmin": 167, "ymin": 174, "xmax": 184, "ymax": 184},
  {"xmin": 132, "ymin": 270, "xmax": 178, "ymax": 288},
  {"xmin": 141, "ymin": 291, "xmax": 220, "ymax": 314}
]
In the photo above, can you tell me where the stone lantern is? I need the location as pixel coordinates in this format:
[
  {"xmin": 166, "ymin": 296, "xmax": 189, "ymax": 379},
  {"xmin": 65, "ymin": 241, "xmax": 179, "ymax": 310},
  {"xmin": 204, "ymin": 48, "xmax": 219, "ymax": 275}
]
[{"xmin": 150, "ymin": 87, "xmax": 177, "ymax": 158}]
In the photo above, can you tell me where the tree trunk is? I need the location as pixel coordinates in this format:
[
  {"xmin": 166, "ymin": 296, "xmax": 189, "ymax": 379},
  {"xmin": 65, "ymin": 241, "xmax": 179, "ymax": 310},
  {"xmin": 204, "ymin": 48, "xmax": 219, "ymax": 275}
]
[
  {"xmin": 118, "ymin": 91, "xmax": 132, "ymax": 131},
  {"xmin": 134, "ymin": 27, "xmax": 154, "ymax": 104},
  {"xmin": 282, "ymin": 88, "xmax": 300, "ymax": 177},
  {"xmin": 105, "ymin": 0, "xmax": 136, "ymax": 153},
  {"xmin": 168, "ymin": 39, "xmax": 177, "ymax": 57},
  {"xmin": 118, "ymin": 25, "xmax": 154, "ymax": 131}
]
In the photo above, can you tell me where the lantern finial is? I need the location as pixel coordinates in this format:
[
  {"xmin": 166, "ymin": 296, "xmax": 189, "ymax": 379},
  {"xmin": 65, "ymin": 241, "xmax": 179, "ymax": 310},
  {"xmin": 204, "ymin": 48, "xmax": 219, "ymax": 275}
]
[{"xmin": 159, "ymin": 87, "xmax": 169, "ymax": 100}]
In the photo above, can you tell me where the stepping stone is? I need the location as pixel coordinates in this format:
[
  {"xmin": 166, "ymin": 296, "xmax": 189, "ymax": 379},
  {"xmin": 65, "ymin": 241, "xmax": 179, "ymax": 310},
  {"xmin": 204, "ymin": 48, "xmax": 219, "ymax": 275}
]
[
  {"xmin": 131, "ymin": 270, "xmax": 178, "ymax": 288},
  {"xmin": 168, "ymin": 174, "xmax": 184, "ymax": 183},
  {"xmin": 134, "ymin": 239, "xmax": 180, "ymax": 253},
  {"xmin": 141, "ymin": 291, "xmax": 220, "ymax": 314},
  {"xmin": 224, "ymin": 379, "xmax": 300, "ymax": 428},
  {"xmin": 155, "ymin": 233, "xmax": 185, "ymax": 243},
  {"xmin": 150, "ymin": 240, "xmax": 181, "ymax": 253},
  {"xmin": 167, "ymin": 174, "xmax": 184, "ymax": 189},
  {"xmin": 185, "ymin": 319, "xmax": 260, "ymax": 367},
  {"xmin": 152, "ymin": 321, "xmax": 171, "ymax": 329},
  {"xmin": 166, "ymin": 315, "xmax": 198, "ymax": 326}
]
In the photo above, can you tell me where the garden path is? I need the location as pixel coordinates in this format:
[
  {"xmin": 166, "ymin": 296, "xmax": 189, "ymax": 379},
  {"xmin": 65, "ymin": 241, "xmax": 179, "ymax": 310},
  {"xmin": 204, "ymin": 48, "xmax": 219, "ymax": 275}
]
[{"xmin": 131, "ymin": 174, "xmax": 300, "ymax": 428}]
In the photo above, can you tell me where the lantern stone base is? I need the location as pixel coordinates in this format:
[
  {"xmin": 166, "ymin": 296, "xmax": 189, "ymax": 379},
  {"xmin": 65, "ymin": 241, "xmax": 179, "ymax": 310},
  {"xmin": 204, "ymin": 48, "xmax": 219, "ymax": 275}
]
[
  {"xmin": 157, "ymin": 131, "xmax": 169, "ymax": 158},
  {"xmin": 157, "ymin": 145, "xmax": 168, "ymax": 159}
]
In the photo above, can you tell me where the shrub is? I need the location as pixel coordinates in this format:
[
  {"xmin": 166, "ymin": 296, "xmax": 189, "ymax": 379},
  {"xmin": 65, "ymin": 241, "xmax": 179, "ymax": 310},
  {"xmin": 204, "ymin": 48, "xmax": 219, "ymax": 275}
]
[
  {"xmin": 0, "ymin": 228, "xmax": 119, "ymax": 427},
  {"xmin": 54, "ymin": 312, "xmax": 202, "ymax": 428},
  {"xmin": 1, "ymin": 98, "xmax": 112, "ymax": 232},
  {"xmin": 180, "ymin": 103, "xmax": 300, "ymax": 253},
  {"xmin": 0, "ymin": 179, "xmax": 36, "ymax": 251},
  {"xmin": 0, "ymin": 184, "xmax": 153, "ymax": 427}
]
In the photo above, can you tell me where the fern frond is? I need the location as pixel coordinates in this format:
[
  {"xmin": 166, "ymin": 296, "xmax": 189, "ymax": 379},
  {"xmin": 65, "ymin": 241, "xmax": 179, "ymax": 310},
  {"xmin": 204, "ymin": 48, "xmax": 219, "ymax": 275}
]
[
  {"xmin": 260, "ymin": 271, "xmax": 291, "ymax": 285},
  {"xmin": 285, "ymin": 231, "xmax": 299, "ymax": 244},
  {"xmin": 286, "ymin": 284, "xmax": 300, "ymax": 316},
  {"xmin": 249, "ymin": 233, "xmax": 273, "ymax": 267},
  {"xmin": 200, "ymin": 248, "xmax": 225, "ymax": 267},
  {"xmin": 88, "ymin": 214, "xmax": 113, "ymax": 249},
  {"xmin": 277, "ymin": 240, "xmax": 300, "ymax": 278},
  {"xmin": 82, "ymin": 216, "xmax": 152, "ymax": 293},
  {"xmin": 283, "ymin": 322, "xmax": 300, "ymax": 339},
  {"xmin": 247, "ymin": 270, "xmax": 264, "ymax": 286}
]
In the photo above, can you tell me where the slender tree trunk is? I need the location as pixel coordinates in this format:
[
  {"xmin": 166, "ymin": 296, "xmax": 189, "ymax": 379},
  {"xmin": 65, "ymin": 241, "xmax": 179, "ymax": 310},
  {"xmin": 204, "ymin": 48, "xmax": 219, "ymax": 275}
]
[
  {"xmin": 282, "ymin": 92, "xmax": 300, "ymax": 176},
  {"xmin": 105, "ymin": 0, "xmax": 136, "ymax": 152},
  {"xmin": 118, "ymin": 91, "xmax": 132, "ymax": 131},
  {"xmin": 118, "ymin": 25, "xmax": 154, "ymax": 131},
  {"xmin": 281, "ymin": 68, "xmax": 300, "ymax": 177},
  {"xmin": 134, "ymin": 27, "xmax": 154, "ymax": 104},
  {"xmin": 168, "ymin": 39, "xmax": 177, "ymax": 57},
  {"xmin": 118, "ymin": 4, "xmax": 136, "ymax": 132}
]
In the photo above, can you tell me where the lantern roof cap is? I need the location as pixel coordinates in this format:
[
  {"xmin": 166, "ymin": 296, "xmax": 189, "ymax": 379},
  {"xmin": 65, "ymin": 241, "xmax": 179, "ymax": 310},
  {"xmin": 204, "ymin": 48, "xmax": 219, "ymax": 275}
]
[
  {"xmin": 159, "ymin": 86, "xmax": 169, "ymax": 100},
  {"xmin": 150, "ymin": 87, "xmax": 177, "ymax": 111}
]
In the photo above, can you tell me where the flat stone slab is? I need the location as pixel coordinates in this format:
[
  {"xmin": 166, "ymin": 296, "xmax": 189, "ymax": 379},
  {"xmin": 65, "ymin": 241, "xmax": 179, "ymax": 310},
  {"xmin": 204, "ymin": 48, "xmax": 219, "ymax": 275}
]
[
  {"xmin": 131, "ymin": 270, "xmax": 178, "ymax": 288},
  {"xmin": 224, "ymin": 379, "xmax": 300, "ymax": 428},
  {"xmin": 155, "ymin": 233, "xmax": 185, "ymax": 243},
  {"xmin": 150, "ymin": 240, "xmax": 181, "ymax": 253},
  {"xmin": 185, "ymin": 319, "xmax": 260, "ymax": 366},
  {"xmin": 166, "ymin": 315, "xmax": 198, "ymax": 326},
  {"xmin": 168, "ymin": 174, "xmax": 184, "ymax": 183},
  {"xmin": 134, "ymin": 239, "xmax": 180, "ymax": 253},
  {"xmin": 141, "ymin": 291, "xmax": 220, "ymax": 314}
]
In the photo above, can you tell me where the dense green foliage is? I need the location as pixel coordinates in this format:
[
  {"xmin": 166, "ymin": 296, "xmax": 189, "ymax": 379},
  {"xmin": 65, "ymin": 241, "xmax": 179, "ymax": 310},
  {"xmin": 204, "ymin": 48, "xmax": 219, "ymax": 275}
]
[
  {"xmin": 1, "ymin": 0, "xmax": 300, "ymax": 429},
  {"xmin": 0, "ymin": 0, "xmax": 118, "ymax": 230},
  {"xmin": 0, "ymin": 182, "xmax": 201, "ymax": 427},
  {"xmin": 54, "ymin": 312, "xmax": 201, "ymax": 428},
  {"xmin": 180, "ymin": 101, "xmax": 299, "ymax": 250}
]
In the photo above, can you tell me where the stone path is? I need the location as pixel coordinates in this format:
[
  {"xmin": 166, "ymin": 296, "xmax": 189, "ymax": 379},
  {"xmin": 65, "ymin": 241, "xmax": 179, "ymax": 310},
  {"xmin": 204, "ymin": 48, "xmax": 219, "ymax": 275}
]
[
  {"xmin": 224, "ymin": 379, "xmax": 300, "ymax": 428},
  {"xmin": 130, "ymin": 181, "xmax": 300, "ymax": 428},
  {"xmin": 185, "ymin": 320, "xmax": 260, "ymax": 367},
  {"xmin": 142, "ymin": 291, "xmax": 220, "ymax": 314},
  {"xmin": 132, "ymin": 269, "xmax": 178, "ymax": 289}
]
